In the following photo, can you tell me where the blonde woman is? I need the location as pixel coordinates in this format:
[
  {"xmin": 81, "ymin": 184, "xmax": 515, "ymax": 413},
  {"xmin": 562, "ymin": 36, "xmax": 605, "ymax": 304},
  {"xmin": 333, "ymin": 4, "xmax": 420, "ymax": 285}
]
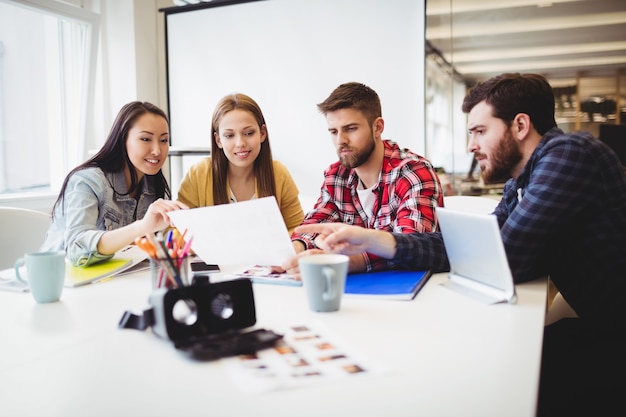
[{"xmin": 177, "ymin": 93, "xmax": 304, "ymax": 234}]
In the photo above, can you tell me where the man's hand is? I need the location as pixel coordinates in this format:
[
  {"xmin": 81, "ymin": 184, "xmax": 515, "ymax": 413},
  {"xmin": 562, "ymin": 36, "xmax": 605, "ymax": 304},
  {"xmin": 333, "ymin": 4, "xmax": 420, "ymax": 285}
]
[
  {"xmin": 294, "ymin": 223, "xmax": 397, "ymax": 259},
  {"xmin": 281, "ymin": 248, "xmax": 324, "ymax": 280}
]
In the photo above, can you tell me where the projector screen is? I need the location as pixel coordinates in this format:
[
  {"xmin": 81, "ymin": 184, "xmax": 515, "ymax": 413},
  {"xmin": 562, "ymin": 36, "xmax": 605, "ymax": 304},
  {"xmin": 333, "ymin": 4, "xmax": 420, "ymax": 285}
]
[{"xmin": 163, "ymin": 0, "xmax": 425, "ymax": 199}]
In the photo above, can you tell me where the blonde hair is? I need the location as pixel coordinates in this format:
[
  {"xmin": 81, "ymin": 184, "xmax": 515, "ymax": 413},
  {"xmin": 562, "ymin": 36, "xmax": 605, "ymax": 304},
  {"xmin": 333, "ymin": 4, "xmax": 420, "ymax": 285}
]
[{"xmin": 210, "ymin": 94, "xmax": 276, "ymax": 205}]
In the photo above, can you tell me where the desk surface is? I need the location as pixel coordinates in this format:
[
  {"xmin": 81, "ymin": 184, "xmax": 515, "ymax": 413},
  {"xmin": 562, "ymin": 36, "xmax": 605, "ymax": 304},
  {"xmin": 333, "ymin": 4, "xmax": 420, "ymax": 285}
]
[{"xmin": 0, "ymin": 271, "xmax": 547, "ymax": 417}]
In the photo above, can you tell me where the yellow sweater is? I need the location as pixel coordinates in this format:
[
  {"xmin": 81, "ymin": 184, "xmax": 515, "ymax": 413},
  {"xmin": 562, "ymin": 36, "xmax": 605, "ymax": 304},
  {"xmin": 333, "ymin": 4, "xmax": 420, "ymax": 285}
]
[{"xmin": 177, "ymin": 159, "xmax": 305, "ymax": 234}]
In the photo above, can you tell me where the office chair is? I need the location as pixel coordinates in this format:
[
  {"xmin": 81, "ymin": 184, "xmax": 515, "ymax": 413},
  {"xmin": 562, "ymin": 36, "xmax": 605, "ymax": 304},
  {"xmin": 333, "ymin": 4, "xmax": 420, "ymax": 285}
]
[
  {"xmin": 0, "ymin": 207, "xmax": 51, "ymax": 270},
  {"xmin": 545, "ymin": 291, "xmax": 577, "ymax": 325}
]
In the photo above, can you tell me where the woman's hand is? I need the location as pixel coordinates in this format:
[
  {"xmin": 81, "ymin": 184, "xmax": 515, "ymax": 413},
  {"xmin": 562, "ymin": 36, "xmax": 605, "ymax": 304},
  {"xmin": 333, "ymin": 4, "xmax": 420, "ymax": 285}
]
[{"xmin": 141, "ymin": 199, "xmax": 189, "ymax": 235}]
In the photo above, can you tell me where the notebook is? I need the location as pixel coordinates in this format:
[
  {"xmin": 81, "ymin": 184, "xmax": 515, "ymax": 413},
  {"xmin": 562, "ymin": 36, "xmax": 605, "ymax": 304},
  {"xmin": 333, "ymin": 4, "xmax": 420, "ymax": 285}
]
[
  {"xmin": 344, "ymin": 269, "xmax": 431, "ymax": 300},
  {"xmin": 436, "ymin": 207, "xmax": 517, "ymax": 304},
  {"xmin": 65, "ymin": 245, "xmax": 148, "ymax": 287}
]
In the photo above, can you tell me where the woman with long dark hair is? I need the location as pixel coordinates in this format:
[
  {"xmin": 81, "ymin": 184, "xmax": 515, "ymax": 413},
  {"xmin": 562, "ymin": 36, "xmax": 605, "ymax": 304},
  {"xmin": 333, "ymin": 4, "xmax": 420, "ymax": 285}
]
[{"xmin": 42, "ymin": 101, "xmax": 187, "ymax": 266}]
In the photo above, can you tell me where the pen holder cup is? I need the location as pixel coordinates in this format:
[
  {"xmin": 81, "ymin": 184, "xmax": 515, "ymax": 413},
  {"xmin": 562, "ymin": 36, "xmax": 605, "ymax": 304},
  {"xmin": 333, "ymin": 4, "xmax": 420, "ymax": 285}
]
[{"xmin": 151, "ymin": 255, "xmax": 190, "ymax": 289}]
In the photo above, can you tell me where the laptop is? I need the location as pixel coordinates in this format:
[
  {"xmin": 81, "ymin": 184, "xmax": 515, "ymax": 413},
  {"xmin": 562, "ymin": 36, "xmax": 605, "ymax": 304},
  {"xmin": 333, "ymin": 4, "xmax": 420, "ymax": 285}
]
[{"xmin": 436, "ymin": 207, "xmax": 517, "ymax": 304}]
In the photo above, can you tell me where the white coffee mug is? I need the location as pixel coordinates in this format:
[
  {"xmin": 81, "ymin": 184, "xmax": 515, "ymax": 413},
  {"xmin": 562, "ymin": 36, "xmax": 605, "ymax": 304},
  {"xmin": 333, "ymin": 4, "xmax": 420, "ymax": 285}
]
[
  {"xmin": 15, "ymin": 251, "xmax": 66, "ymax": 303},
  {"xmin": 299, "ymin": 254, "xmax": 349, "ymax": 312}
]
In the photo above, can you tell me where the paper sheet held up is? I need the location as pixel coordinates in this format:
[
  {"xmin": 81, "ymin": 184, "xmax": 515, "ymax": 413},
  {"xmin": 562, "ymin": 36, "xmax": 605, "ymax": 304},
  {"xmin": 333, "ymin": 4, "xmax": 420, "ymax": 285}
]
[{"xmin": 167, "ymin": 197, "xmax": 295, "ymax": 265}]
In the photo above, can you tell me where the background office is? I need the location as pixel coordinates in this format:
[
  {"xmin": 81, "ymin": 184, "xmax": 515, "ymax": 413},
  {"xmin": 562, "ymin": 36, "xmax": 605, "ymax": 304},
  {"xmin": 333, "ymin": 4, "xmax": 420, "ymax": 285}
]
[
  {"xmin": 0, "ymin": 0, "xmax": 433, "ymax": 212},
  {"xmin": 0, "ymin": 0, "xmax": 624, "ymax": 212}
]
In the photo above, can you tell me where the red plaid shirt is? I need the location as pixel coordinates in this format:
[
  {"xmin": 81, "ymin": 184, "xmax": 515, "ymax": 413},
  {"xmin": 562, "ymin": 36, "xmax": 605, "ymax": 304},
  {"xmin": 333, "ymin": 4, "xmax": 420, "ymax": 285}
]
[{"xmin": 291, "ymin": 140, "xmax": 444, "ymax": 271}]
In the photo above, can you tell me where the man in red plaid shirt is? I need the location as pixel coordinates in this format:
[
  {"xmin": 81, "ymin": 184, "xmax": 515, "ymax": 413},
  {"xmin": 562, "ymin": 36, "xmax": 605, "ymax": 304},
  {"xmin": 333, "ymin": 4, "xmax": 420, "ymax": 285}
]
[{"xmin": 285, "ymin": 82, "xmax": 443, "ymax": 277}]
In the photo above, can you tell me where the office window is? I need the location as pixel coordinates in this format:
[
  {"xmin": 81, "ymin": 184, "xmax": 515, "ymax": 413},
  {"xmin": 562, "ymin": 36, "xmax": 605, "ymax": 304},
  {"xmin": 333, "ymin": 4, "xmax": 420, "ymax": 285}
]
[
  {"xmin": 425, "ymin": 57, "xmax": 469, "ymax": 176},
  {"xmin": 0, "ymin": 0, "xmax": 97, "ymax": 198}
]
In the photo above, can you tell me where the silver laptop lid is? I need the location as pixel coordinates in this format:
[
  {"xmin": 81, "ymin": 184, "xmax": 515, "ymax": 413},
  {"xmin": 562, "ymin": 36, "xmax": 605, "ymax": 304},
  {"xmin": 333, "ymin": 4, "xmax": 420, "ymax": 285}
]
[{"xmin": 436, "ymin": 207, "xmax": 517, "ymax": 304}]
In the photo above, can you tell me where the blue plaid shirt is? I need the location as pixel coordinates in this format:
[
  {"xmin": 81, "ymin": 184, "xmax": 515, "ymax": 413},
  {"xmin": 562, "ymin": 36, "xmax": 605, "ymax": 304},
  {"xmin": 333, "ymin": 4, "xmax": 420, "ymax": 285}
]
[{"xmin": 394, "ymin": 127, "xmax": 626, "ymax": 329}]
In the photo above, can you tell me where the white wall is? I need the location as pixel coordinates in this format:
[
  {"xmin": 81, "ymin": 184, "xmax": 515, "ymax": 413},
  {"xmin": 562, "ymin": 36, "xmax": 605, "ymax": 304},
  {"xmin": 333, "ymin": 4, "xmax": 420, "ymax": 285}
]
[
  {"xmin": 164, "ymin": 0, "xmax": 425, "ymax": 198},
  {"xmin": 89, "ymin": 0, "xmax": 171, "ymax": 153},
  {"xmin": 83, "ymin": 0, "xmax": 173, "ymax": 180},
  {"xmin": 3, "ymin": 0, "xmax": 425, "ymax": 209}
]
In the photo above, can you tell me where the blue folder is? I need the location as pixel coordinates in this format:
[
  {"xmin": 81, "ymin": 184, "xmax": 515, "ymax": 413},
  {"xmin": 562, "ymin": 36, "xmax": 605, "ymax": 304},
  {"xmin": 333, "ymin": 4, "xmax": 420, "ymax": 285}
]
[{"xmin": 344, "ymin": 269, "xmax": 431, "ymax": 300}]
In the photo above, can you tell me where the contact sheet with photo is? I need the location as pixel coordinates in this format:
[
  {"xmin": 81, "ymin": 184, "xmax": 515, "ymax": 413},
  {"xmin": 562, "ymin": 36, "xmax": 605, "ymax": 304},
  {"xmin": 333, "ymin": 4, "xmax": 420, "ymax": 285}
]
[{"xmin": 224, "ymin": 322, "xmax": 390, "ymax": 392}]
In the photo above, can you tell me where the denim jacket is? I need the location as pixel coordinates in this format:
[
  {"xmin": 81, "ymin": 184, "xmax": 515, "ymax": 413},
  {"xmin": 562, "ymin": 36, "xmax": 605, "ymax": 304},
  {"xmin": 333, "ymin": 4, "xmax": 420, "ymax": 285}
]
[{"xmin": 41, "ymin": 167, "xmax": 158, "ymax": 266}]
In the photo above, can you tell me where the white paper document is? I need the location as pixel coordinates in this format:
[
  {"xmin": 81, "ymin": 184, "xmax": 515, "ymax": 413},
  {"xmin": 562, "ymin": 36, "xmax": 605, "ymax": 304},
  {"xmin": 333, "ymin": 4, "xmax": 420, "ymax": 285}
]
[{"xmin": 167, "ymin": 197, "xmax": 295, "ymax": 266}]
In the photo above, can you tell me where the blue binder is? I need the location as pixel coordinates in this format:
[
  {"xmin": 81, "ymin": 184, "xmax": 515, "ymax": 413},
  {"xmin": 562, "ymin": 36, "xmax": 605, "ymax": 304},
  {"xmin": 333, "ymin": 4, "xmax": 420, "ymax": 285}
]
[{"xmin": 344, "ymin": 269, "xmax": 431, "ymax": 300}]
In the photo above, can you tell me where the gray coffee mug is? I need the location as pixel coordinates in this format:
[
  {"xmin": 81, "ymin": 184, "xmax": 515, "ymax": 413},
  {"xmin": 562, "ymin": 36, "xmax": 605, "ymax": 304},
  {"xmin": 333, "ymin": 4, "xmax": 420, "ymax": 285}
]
[
  {"xmin": 15, "ymin": 251, "xmax": 66, "ymax": 303},
  {"xmin": 299, "ymin": 254, "xmax": 349, "ymax": 312}
]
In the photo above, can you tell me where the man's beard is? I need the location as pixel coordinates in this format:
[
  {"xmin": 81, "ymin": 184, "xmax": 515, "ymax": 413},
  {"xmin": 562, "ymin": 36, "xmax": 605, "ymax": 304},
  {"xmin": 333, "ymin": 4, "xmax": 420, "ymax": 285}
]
[
  {"xmin": 338, "ymin": 133, "xmax": 376, "ymax": 169},
  {"xmin": 479, "ymin": 130, "xmax": 522, "ymax": 184}
]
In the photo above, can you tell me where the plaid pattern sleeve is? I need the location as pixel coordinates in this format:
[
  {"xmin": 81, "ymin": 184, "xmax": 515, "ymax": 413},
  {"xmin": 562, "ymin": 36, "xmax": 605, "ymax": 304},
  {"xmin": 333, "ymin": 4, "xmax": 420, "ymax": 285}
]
[
  {"xmin": 382, "ymin": 128, "xmax": 626, "ymax": 326},
  {"xmin": 290, "ymin": 168, "xmax": 359, "ymax": 249},
  {"xmin": 391, "ymin": 232, "xmax": 450, "ymax": 272},
  {"xmin": 499, "ymin": 128, "xmax": 626, "ymax": 284},
  {"xmin": 374, "ymin": 156, "xmax": 442, "ymax": 233}
]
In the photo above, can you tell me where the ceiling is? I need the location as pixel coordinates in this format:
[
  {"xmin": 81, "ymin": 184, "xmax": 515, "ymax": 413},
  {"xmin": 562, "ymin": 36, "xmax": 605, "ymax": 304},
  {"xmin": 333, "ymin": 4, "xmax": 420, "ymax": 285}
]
[{"xmin": 426, "ymin": 0, "xmax": 626, "ymax": 98}]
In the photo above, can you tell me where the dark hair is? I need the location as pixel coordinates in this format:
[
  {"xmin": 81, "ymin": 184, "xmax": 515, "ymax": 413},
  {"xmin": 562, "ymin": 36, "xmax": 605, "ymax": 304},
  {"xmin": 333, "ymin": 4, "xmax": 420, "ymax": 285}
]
[
  {"xmin": 317, "ymin": 82, "xmax": 382, "ymax": 126},
  {"xmin": 52, "ymin": 101, "xmax": 171, "ymax": 217},
  {"xmin": 210, "ymin": 94, "xmax": 276, "ymax": 205},
  {"xmin": 462, "ymin": 73, "xmax": 557, "ymax": 135}
]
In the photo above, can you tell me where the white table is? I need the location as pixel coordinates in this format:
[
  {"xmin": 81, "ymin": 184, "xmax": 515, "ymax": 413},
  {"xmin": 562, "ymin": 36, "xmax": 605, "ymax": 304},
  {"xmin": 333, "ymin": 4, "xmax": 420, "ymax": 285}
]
[{"xmin": 0, "ymin": 271, "xmax": 547, "ymax": 417}]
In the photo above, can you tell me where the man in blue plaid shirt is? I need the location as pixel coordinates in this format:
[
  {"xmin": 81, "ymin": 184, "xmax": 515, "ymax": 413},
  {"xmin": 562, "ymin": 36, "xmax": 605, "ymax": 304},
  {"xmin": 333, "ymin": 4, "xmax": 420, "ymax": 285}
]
[{"xmin": 296, "ymin": 73, "xmax": 626, "ymax": 417}]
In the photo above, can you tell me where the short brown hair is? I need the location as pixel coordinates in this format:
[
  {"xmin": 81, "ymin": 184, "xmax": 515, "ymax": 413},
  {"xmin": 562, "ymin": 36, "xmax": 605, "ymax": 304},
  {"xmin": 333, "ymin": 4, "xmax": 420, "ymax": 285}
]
[
  {"xmin": 317, "ymin": 82, "xmax": 382, "ymax": 126},
  {"xmin": 462, "ymin": 73, "xmax": 557, "ymax": 135}
]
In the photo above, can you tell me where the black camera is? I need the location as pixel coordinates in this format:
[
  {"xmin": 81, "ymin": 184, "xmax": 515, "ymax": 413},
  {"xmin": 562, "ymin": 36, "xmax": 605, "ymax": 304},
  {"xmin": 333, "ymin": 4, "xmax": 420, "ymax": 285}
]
[{"xmin": 119, "ymin": 278, "xmax": 282, "ymax": 360}]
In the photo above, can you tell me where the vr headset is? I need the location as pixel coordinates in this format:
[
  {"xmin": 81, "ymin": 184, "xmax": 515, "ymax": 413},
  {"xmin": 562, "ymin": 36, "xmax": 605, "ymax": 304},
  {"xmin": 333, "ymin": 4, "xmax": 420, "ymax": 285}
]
[{"xmin": 119, "ymin": 277, "xmax": 282, "ymax": 360}]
